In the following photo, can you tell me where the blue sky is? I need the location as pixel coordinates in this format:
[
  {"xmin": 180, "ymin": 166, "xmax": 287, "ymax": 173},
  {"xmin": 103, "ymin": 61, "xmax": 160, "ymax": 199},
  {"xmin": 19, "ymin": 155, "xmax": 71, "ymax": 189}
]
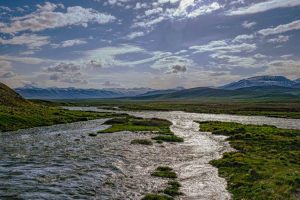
[{"xmin": 0, "ymin": 0, "xmax": 300, "ymax": 89}]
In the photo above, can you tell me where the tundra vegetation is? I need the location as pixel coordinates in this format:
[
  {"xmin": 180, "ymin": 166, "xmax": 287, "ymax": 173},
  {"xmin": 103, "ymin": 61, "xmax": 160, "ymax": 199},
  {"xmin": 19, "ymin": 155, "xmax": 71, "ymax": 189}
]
[
  {"xmin": 98, "ymin": 116, "xmax": 184, "ymax": 143},
  {"xmin": 200, "ymin": 121, "xmax": 300, "ymax": 200}
]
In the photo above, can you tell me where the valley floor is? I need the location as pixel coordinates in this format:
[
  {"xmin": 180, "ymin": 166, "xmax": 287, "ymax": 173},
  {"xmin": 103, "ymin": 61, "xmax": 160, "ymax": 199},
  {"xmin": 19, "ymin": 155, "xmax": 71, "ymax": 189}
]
[
  {"xmin": 1, "ymin": 106, "xmax": 299, "ymax": 199},
  {"xmin": 57, "ymin": 100, "xmax": 300, "ymax": 119}
]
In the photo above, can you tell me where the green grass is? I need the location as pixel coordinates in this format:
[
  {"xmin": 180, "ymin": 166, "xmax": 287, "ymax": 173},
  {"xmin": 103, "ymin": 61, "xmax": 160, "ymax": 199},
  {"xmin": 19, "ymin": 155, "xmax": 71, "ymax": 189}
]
[
  {"xmin": 200, "ymin": 121, "xmax": 300, "ymax": 200},
  {"xmin": 142, "ymin": 194, "xmax": 174, "ymax": 200},
  {"xmin": 163, "ymin": 181, "xmax": 182, "ymax": 197},
  {"xmin": 152, "ymin": 135, "xmax": 184, "ymax": 143},
  {"xmin": 151, "ymin": 166, "xmax": 177, "ymax": 179},
  {"xmin": 0, "ymin": 104, "xmax": 118, "ymax": 132},
  {"xmin": 54, "ymin": 99, "xmax": 300, "ymax": 119},
  {"xmin": 131, "ymin": 139, "xmax": 153, "ymax": 145},
  {"xmin": 98, "ymin": 116, "xmax": 172, "ymax": 135}
]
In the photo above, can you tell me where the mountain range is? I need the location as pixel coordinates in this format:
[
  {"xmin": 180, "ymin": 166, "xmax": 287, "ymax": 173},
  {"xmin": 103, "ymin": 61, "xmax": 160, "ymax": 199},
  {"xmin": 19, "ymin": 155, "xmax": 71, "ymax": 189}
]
[
  {"xmin": 220, "ymin": 76, "xmax": 300, "ymax": 90},
  {"xmin": 14, "ymin": 76, "xmax": 300, "ymax": 101},
  {"xmin": 15, "ymin": 87, "xmax": 156, "ymax": 100}
]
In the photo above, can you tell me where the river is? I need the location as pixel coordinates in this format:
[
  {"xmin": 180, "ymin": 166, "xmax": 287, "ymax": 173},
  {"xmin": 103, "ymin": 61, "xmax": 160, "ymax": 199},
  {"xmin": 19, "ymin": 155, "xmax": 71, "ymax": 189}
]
[{"xmin": 1, "ymin": 107, "xmax": 299, "ymax": 199}]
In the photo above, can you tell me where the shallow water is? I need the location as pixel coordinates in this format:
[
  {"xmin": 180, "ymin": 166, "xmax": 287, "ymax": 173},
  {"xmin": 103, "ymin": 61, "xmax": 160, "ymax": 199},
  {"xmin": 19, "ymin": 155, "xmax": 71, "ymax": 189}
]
[{"xmin": 1, "ymin": 108, "xmax": 299, "ymax": 199}]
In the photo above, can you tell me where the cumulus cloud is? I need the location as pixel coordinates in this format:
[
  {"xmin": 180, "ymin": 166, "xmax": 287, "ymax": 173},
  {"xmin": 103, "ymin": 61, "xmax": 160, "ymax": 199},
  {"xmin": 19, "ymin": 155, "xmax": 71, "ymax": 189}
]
[
  {"xmin": 132, "ymin": 1, "xmax": 222, "ymax": 30},
  {"xmin": 258, "ymin": 20, "xmax": 300, "ymax": 36},
  {"xmin": 186, "ymin": 2, "xmax": 222, "ymax": 18},
  {"xmin": 52, "ymin": 39, "xmax": 87, "ymax": 48},
  {"xmin": 145, "ymin": 7, "xmax": 163, "ymax": 16},
  {"xmin": 242, "ymin": 21, "xmax": 256, "ymax": 29},
  {"xmin": 0, "ymin": 2, "xmax": 116, "ymax": 33},
  {"xmin": 151, "ymin": 55, "xmax": 194, "ymax": 71},
  {"xmin": 227, "ymin": 0, "xmax": 300, "ymax": 15},
  {"xmin": 45, "ymin": 62, "xmax": 87, "ymax": 84},
  {"xmin": 0, "ymin": 34, "xmax": 49, "ymax": 49}
]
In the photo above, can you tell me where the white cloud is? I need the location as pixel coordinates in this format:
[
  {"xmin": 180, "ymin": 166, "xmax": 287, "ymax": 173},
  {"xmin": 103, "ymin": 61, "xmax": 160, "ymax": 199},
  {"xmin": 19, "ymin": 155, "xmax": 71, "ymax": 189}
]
[
  {"xmin": 45, "ymin": 62, "xmax": 88, "ymax": 84},
  {"xmin": 127, "ymin": 31, "xmax": 145, "ymax": 40},
  {"xmin": 52, "ymin": 39, "xmax": 87, "ymax": 48},
  {"xmin": 133, "ymin": 17, "xmax": 165, "ymax": 28},
  {"xmin": 171, "ymin": 1, "xmax": 222, "ymax": 18},
  {"xmin": 0, "ymin": 55, "xmax": 51, "ymax": 65},
  {"xmin": 151, "ymin": 55, "xmax": 194, "ymax": 71},
  {"xmin": 0, "ymin": 34, "xmax": 49, "ymax": 49},
  {"xmin": 227, "ymin": 0, "xmax": 300, "ymax": 15},
  {"xmin": 85, "ymin": 44, "xmax": 147, "ymax": 67},
  {"xmin": 0, "ymin": 2, "xmax": 116, "ymax": 33},
  {"xmin": 265, "ymin": 59, "xmax": 300, "ymax": 79},
  {"xmin": 258, "ymin": 20, "xmax": 300, "ymax": 36},
  {"xmin": 267, "ymin": 35, "xmax": 290, "ymax": 43},
  {"xmin": 145, "ymin": 7, "xmax": 163, "ymax": 16},
  {"xmin": 210, "ymin": 54, "xmax": 258, "ymax": 68},
  {"xmin": 190, "ymin": 40, "xmax": 256, "ymax": 54},
  {"xmin": 242, "ymin": 21, "xmax": 256, "ymax": 29},
  {"xmin": 134, "ymin": 2, "xmax": 148, "ymax": 10},
  {"xmin": 232, "ymin": 34, "xmax": 254, "ymax": 43},
  {"xmin": 186, "ymin": 2, "xmax": 222, "ymax": 18}
]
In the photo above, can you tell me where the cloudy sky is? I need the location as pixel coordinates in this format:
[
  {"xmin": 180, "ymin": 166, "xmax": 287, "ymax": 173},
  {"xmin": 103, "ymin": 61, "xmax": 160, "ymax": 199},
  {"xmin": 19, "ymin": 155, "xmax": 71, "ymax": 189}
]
[{"xmin": 0, "ymin": 0, "xmax": 300, "ymax": 89}]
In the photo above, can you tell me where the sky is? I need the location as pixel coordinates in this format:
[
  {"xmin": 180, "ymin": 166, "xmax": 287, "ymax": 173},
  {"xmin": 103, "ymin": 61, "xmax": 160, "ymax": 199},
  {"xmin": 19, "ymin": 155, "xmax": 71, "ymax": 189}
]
[{"xmin": 0, "ymin": 0, "xmax": 300, "ymax": 89}]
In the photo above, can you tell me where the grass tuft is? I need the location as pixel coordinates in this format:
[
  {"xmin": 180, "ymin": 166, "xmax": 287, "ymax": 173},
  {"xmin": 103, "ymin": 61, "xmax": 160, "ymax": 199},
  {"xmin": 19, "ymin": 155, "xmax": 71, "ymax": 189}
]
[
  {"xmin": 163, "ymin": 181, "xmax": 183, "ymax": 196},
  {"xmin": 151, "ymin": 166, "xmax": 177, "ymax": 179},
  {"xmin": 152, "ymin": 135, "xmax": 184, "ymax": 143}
]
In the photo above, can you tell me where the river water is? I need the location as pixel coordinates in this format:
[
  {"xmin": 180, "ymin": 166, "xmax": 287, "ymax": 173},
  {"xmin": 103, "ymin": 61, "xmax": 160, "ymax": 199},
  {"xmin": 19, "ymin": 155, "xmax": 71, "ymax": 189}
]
[{"xmin": 1, "ymin": 107, "xmax": 299, "ymax": 199}]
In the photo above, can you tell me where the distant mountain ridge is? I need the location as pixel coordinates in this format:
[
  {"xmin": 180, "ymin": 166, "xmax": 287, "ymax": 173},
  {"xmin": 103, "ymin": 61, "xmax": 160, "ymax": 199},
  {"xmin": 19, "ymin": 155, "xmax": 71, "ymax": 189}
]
[
  {"xmin": 129, "ymin": 86, "xmax": 300, "ymax": 101},
  {"xmin": 220, "ymin": 76, "xmax": 299, "ymax": 90},
  {"xmin": 13, "ymin": 76, "xmax": 300, "ymax": 101},
  {"xmin": 15, "ymin": 87, "xmax": 155, "ymax": 99}
]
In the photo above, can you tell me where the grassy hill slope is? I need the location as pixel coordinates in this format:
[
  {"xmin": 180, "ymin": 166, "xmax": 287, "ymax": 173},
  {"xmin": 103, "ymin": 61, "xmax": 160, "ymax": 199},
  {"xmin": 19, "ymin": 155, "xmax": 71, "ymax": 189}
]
[{"xmin": 0, "ymin": 82, "xmax": 115, "ymax": 132}]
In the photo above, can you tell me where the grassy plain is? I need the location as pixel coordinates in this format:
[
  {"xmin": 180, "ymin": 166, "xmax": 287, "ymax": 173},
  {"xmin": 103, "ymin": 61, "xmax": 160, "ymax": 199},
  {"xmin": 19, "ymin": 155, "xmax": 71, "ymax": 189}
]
[{"xmin": 52, "ymin": 99, "xmax": 300, "ymax": 119}]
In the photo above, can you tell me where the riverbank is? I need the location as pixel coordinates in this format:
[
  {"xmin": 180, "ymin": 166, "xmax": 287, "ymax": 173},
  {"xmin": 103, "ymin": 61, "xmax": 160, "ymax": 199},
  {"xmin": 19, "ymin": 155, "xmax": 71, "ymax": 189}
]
[
  {"xmin": 0, "ymin": 104, "xmax": 118, "ymax": 132},
  {"xmin": 200, "ymin": 121, "xmax": 300, "ymax": 200}
]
